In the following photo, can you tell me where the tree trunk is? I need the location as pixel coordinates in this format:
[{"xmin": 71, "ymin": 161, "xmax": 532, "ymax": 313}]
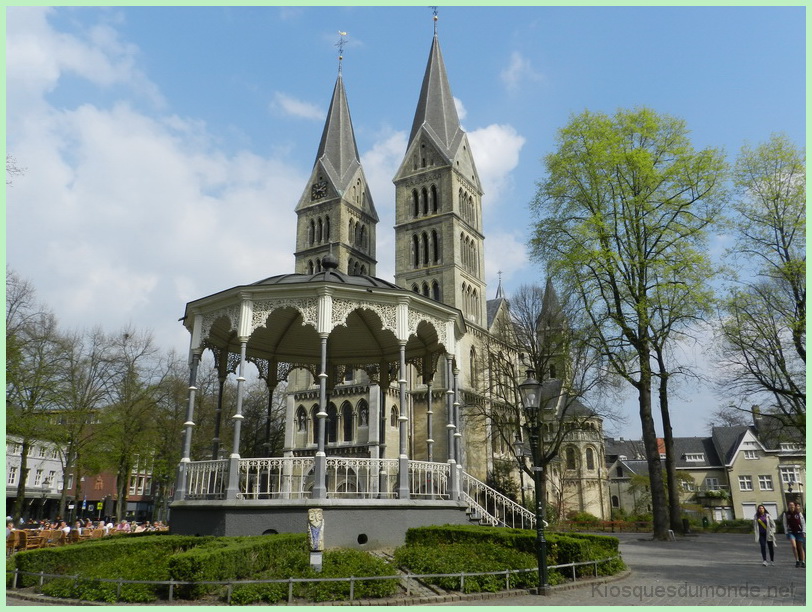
[
  {"xmin": 638, "ymin": 364, "xmax": 669, "ymax": 540},
  {"xmin": 657, "ymin": 368, "xmax": 683, "ymax": 532},
  {"xmin": 12, "ymin": 438, "xmax": 31, "ymax": 522}
]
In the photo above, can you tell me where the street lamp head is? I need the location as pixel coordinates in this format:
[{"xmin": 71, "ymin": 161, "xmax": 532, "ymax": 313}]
[{"xmin": 519, "ymin": 368, "xmax": 542, "ymax": 418}]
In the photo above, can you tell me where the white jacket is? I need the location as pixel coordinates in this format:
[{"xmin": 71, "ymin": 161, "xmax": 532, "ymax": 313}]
[{"xmin": 754, "ymin": 513, "xmax": 776, "ymax": 542}]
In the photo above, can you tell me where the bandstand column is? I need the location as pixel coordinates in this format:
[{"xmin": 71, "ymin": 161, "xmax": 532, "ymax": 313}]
[
  {"xmin": 225, "ymin": 338, "xmax": 248, "ymax": 500},
  {"xmin": 174, "ymin": 346, "xmax": 202, "ymax": 501},
  {"xmin": 397, "ymin": 342, "xmax": 410, "ymax": 499},
  {"xmin": 445, "ymin": 354, "xmax": 459, "ymax": 500},
  {"xmin": 312, "ymin": 334, "xmax": 329, "ymax": 499},
  {"xmin": 453, "ymin": 366, "xmax": 462, "ymax": 466},
  {"xmin": 426, "ymin": 378, "xmax": 434, "ymax": 463}
]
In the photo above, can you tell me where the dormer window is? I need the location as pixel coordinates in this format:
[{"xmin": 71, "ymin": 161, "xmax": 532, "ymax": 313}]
[{"xmin": 685, "ymin": 453, "xmax": 705, "ymax": 462}]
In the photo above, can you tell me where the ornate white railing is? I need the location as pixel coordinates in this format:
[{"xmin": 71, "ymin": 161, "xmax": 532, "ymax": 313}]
[
  {"xmin": 238, "ymin": 457, "xmax": 315, "ymax": 499},
  {"xmin": 181, "ymin": 458, "xmax": 521, "ymax": 522},
  {"xmin": 460, "ymin": 471, "xmax": 535, "ymax": 529},
  {"xmin": 324, "ymin": 457, "xmax": 399, "ymax": 499},
  {"xmin": 185, "ymin": 459, "xmax": 228, "ymax": 499},
  {"xmin": 408, "ymin": 460, "xmax": 450, "ymax": 499}
]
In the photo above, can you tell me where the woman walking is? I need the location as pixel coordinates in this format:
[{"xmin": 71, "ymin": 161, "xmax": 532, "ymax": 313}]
[
  {"xmin": 753, "ymin": 504, "xmax": 776, "ymax": 566},
  {"xmin": 782, "ymin": 501, "xmax": 806, "ymax": 568}
]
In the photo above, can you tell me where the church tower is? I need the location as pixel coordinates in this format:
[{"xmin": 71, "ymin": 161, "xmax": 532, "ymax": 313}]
[
  {"xmin": 294, "ymin": 60, "xmax": 378, "ymax": 276},
  {"xmin": 393, "ymin": 25, "xmax": 487, "ymax": 327}
]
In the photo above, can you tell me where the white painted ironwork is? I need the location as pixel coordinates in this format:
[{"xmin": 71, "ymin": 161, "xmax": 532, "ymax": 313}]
[
  {"xmin": 460, "ymin": 471, "xmax": 536, "ymax": 529},
  {"xmin": 186, "ymin": 459, "xmax": 228, "ymax": 499},
  {"xmin": 182, "ymin": 458, "xmax": 525, "ymax": 522},
  {"xmin": 408, "ymin": 460, "xmax": 450, "ymax": 499},
  {"xmin": 238, "ymin": 457, "xmax": 315, "ymax": 499},
  {"xmin": 324, "ymin": 457, "xmax": 399, "ymax": 499}
]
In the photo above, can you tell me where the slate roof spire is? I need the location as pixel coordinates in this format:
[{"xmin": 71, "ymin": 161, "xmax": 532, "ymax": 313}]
[
  {"xmin": 407, "ymin": 31, "xmax": 464, "ymax": 159},
  {"xmin": 313, "ymin": 71, "xmax": 362, "ymax": 191}
]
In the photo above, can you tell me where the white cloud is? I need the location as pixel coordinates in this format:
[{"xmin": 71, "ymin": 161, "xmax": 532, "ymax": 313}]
[
  {"xmin": 500, "ymin": 51, "xmax": 543, "ymax": 95},
  {"xmin": 467, "ymin": 123, "xmax": 526, "ymax": 208},
  {"xmin": 6, "ymin": 8, "xmax": 306, "ymax": 351},
  {"xmin": 271, "ymin": 92, "xmax": 324, "ymax": 120},
  {"xmin": 453, "ymin": 96, "xmax": 467, "ymax": 121},
  {"xmin": 6, "ymin": 6, "xmax": 163, "ymax": 110}
]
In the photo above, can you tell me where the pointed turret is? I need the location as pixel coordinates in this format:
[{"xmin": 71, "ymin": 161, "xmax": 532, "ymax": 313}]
[{"xmin": 294, "ymin": 69, "xmax": 378, "ymax": 276}]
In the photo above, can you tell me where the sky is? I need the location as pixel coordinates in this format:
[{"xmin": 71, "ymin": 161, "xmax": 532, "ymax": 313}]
[{"xmin": 4, "ymin": 5, "xmax": 806, "ymax": 440}]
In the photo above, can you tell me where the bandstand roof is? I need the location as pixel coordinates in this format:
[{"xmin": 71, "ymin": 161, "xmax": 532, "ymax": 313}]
[{"xmin": 182, "ymin": 264, "xmax": 466, "ymax": 369}]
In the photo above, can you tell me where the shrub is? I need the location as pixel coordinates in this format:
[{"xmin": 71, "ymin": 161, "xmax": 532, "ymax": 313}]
[
  {"xmin": 168, "ymin": 534, "xmax": 306, "ymax": 599},
  {"xmin": 395, "ymin": 525, "xmax": 623, "ymax": 592},
  {"xmin": 229, "ymin": 547, "xmax": 398, "ymax": 605}
]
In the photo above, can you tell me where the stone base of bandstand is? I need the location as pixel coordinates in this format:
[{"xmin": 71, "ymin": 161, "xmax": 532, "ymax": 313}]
[{"xmin": 169, "ymin": 498, "xmax": 472, "ymax": 549}]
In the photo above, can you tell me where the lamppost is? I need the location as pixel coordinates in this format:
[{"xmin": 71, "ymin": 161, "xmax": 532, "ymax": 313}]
[{"xmin": 518, "ymin": 368, "xmax": 552, "ymax": 596}]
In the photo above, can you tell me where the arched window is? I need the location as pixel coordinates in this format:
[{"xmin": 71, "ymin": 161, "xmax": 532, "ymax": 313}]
[
  {"xmin": 432, "ymin": 281, "xmax": 440, "ymax": 301},
  {"xmin": 360, "ymin": 225, "xmax": 367, "ymax": 251},
  {"xmin": 324, "ymin": 215, "xmax": 330, "ymax": 242},
  {"xmin": 586, "ymin": 447, "xmax": 595, "ymax": 471},
  {"xmin": 421, "ymin": 232, "xmax": 429, "ymax": 266},
  {"xmin": 308, "ymin": 220, "xmax": 315, "ymax": 245},
  {"xmin": 310, "ymin": 405, "xmax": 319, "ymax": 444},
  {"xmin": 565, "ymin": 446, "xmax": 577, "ymax": 470},
  {"xmin": 412, "ymin": 284, "xmax": 419, "ymax": 294},
  {"xmin": 307, "ymin": 260, "xmax": 314, "ymax": 275},
  {"xmin": 422, "ymin": 282, "xmax": 429, "ymax": 297},
  {"xmin": 357, "ymin": 400, "xmax": 369, "ymax": 428},
  {"xmin": 421, "ymin": 187, "xmax": 429, "ymax": 215},
  {"xmin": 432, "ymin": 229, "xmax": 440, "ymax": 263},
  {"xmin": 431, "ymin": 185, "xmax": 438, "ymax": 213},
  {"xmin": 550, "ymin": 364, "xmax": 557, "ymax": 379},
  {"xmin": 390, "ymin": 406, "xmax": 399, "ymax": 428},
  {"xmin": 469, "ymin": 347, "xmax": 478, "ymax": 388},
  {"xmin": 317, "ymin": 218, "xmax": 323, "ymax": 243},
  {"xmin": 327, "ymin": 404, "xmax": 338, "ymax": 443},
  {"xmin": 412, "ymin": 189, "xmax": 419, "ymax": 217},
  {"xmin": 341, "ymin": 402, "xmax": 354, "ymax": 442},
  {"xmin": 412, "ymin": 235, "xmax": 420, "ymax": 267},
  {"xmin": 611, "ymin": 495, "xmax": 619, "ymax": 508},
  {"xmin": 296, "ymin": 406, "xmax": 307, "ymax": 432},
  {"xmin": 360, "ymin": 265, "xmax": 366, "ymax": 275}
]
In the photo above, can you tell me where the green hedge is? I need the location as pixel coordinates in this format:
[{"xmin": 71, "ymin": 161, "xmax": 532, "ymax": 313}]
[
  {"xmin": 395, "ymin": 525, "xmax": 624, "ymax": 593},
  {"xmin": 168, "ymin": 534, "xmax": 306, "ymax": 599},
  {"xmin": 230, "ymin": 548, "xmax": 398, "ymax": 605},
  {"xmin": 9, "ymin": 535, "xmax": 211, "ymax": 602},
  {"xmin": 7, "ymin": 534, "xmax": 398, "ymax": 604}
]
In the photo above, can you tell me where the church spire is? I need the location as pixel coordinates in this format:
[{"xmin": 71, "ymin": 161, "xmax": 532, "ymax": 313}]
[
  {"xmin": 293, "ymin": 39, "xmax": 378, "ymax": 277},
  {"xmin": 407, "ymin": 28, "xmax": 464, "ymax": 160},
  {"xmin": 313, "ymin": 71, "xmax": 362, "ymax": 191}
]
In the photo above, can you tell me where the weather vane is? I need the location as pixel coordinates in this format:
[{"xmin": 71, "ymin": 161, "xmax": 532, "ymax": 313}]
[
  {"xmin": 431, "ymin": 7, "xmax": 438, "ymax": 33},
  {"xmin": 336, "ymin": 31, "xmax": 348, "ymax": 72}
]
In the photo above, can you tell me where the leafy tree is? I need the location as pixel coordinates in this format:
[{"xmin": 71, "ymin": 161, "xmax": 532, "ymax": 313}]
[
  {"xmin": 716, "ymin": 133, "xmax": 805, "ymax": 434},
  {"xmin": 96, "ymin": 327, "xmax": 167, "ymax": 521},
  {"xmin": 6, "ymin": 269, "xmax": 64, "ymax": 521},
  {"xmin": 47, "ymin": 327, "xmax": 117, "ymax": 520},
  {"xmin": 530, "ymin": 108, "xmax": 726, "ymax": 539},
  {"xmin": 470, "ymin": 283, "xmax": 614, "ymax": 522}
]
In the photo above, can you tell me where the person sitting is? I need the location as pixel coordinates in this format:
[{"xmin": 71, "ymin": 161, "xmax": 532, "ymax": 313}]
[{"xmin": 6, "ymin": 521, "xmax": 15, "ymax": 537}]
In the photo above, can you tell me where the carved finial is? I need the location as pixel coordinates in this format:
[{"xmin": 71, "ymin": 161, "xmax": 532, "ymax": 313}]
[
  {"xmin": 336, "ymin": 31, "xmax": 348, "ymax": 73},
  {"xmin": 431, "ymin": 7, "xmax": 438, "ymax": 34}
]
